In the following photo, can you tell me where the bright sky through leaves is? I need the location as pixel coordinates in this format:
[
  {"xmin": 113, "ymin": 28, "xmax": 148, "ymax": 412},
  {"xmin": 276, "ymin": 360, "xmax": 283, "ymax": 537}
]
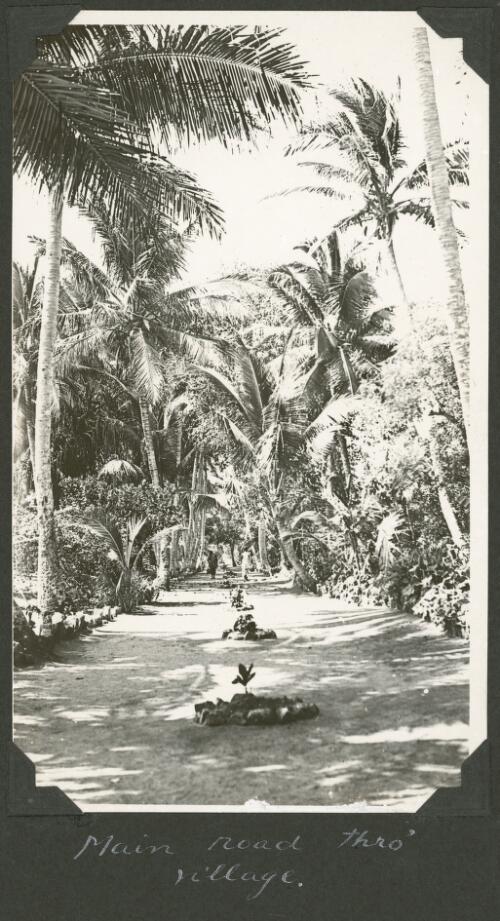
[{"xmin": 13, "ymin": 11, "xmax": 482, "ymax": 306}]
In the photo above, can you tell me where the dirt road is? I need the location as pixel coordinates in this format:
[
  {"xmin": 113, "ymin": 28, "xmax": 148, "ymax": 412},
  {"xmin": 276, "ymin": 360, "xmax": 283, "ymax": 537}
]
[{"xmin": 13, "ymin": 575, "xmax": 469, "ymax": 810}]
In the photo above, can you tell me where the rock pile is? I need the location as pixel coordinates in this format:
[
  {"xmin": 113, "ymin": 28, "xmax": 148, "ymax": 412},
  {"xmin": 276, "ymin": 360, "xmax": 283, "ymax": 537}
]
[
  {"xmin": 222, "ymin": 612, "xmax": 277, "ymax": 642},
  {"xmin": 194, "ymin": 692, "xmax": 320, "ymax": 727},
  {"xmin": 13, "ymin": 602, "xmax": 121, "ymax": 668}
]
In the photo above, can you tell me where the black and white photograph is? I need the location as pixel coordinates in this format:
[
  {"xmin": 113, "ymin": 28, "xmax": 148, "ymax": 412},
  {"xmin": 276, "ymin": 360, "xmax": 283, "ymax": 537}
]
[{"xmin": 11, "ymin": 9, "xmax": 488, "ymax": 811}]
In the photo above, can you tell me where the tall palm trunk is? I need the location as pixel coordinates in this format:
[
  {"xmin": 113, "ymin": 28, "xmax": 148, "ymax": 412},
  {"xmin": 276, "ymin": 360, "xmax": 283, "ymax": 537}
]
[
  {"xmin": 421, "ymin": 416, "xmax": 465, "ymax": 547},
  {"xmin": 34, "ymin": 184, "xmax": 63, "ymax": 612},
  {"xmin": 26, "ymin": 405, "xmax": 36, "ymax": 488},
  {"xmin": 19, "ymin": 385, "xmax": 36, "ymax": 493},
  {"xmin": 241, "ymin": 507, "xmax": 259, "ymax": 570},
  {"xmin": 413, "ymin": 27, "xmax": 470, "ymax": 442},
  {"xmin": 138, "ymin": 393, "xmax": 170, "ymax": 584},
  {"xmin": 138, "ymin": 395, "xmax": 160, "ymax": 487},
  {"xmin": 334, "ymin": 437, "xmax": 361, "ymax": 570},
  {"xmin": 257, "ymin": 511, "xmax": 270, "ymax": 574},
  {"xmin": 326, "ymin": 321, "xmax": 362, "ymax": 572},
  {"xmin": 186, "ymin": 451, "xmax": 207, "ymax": 571},
  {"xmin": 176, "ymin": 419, "xmax": 183, "ymax": 472},
  {"xmin": 383, "ymin": 234, "xmax": 416, "ymax": 339}
]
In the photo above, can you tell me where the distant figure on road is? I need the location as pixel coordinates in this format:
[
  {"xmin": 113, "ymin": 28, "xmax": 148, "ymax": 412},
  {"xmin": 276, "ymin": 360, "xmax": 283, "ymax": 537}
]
[
  {"xmin": 241, "ymin": 549, "xmax": 251, "ymax": 582},
  {"xmin": 207, "ymin": 548, "xmax": 219, "ymax": 579}
]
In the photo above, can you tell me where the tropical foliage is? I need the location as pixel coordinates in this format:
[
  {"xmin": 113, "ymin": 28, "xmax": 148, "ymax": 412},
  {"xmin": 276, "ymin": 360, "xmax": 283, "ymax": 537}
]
[{"xmin": 13, "ymin": 24, "xmax": 471, "ymax": 638}]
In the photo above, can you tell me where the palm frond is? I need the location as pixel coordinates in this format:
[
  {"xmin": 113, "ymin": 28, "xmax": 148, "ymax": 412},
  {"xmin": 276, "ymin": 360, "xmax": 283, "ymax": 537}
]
[
  {"xmin": 78, "ymin": 511, "xmax": 125, "ymax": 566},
  {"xmin": 97, "ymin": 458, "xmax": 144, "ymax": 483},
  {"xmin": 42, "ymin": 25, "xmax": 311, "ymax": 146},
  {"xmin": 405, "ymin": 139, "xmax": 469, "ymax": 189},
  {"xmin": 268, "ymin": 263, "xmax": 327, "ymax": 326},
  {"xmin": 298, "ymin": 161, "xmax": 355, "ymax": 183},
  {"xmin": 331, "ymin": 269, "xmax": 376, "ymax": 329},
  {"xmin": 194, "ymin": 491, "xmax": 230, "ymax": 513},
  {"xmin": 392, "ymin": 199, "xmax": 435, "ymax": 227},
  {"xmin": 330, "ymin": 80, "xmax": 404, "ymax": 181},
  {"xmin": 125, "ymin": 515, "xmax": 148, "ymax": 567},
  {"xmin": 14, "ymin": 60, "xmax": 223, "ymax": 235},
  {"xmin": 221, "ymin": 415, "xmax": 257, "ymax": 469},
  {"xmin": 335, "ymin": 206, "xmax": 373, "ymax": 234},
  {"xmin": 285, "ymin": 122, "xmax": 347, "ymax": 156},
  {"xmin": 375, "ymin": 512, "xmax": 405, "ymax": 569},
  {"xmin": 129, "ymin": 330, "xmax": 165, "ymax": 403},
  {"xmin": 33, "ymin": 236, "xmax": 113, "ymax": 298},
  {"xmin": 312, "ymin": 229, "xmax": 342, "ymax": 277},
  {"xmin": 54, "ymin": 326, "xmax": 113, "ymax": 377},
  {"xmin": 194, "ymin": 364, "xmax": 249, "ymax": 420},
  {"xmin": 290, "ymin": 509, "xmax": 332, "ymax": 529},
  {"xmin": 223, "ymin": 416, "xmax": 256, "ymax": 454},
  {"xmin": 233, "ymin": 346, "xmax": 265, "ymax": 433},
  {"xmin": 156, "ymin": 326, "xmax": 230, "ymax": 366},
  {"xmin": 267, "ymin": 184, "xmax": 347, "ymax": 201}
]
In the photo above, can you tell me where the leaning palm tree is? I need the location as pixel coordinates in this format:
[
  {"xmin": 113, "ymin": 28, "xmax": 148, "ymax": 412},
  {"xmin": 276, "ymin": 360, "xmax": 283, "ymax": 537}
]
[
  {"xmin": 268, "ymin": 231, "xmax": 393, "ymax": 401},
  {"xmin": 14, "ymin": 24, "xmax": 311, "ymax": 611},
  {"xmin": 268, "ymin": 230, "xmax": 398, "ymax": 570},
  {"xmin": 278, "ymin": 79, "xmax": 468, "ymax": 329},
  {"xmin": 268, "ymin": 231, "xmax": 395, "ymax": 556},
  {"xmin": 413, "ymin": 27, "xmax": 470, "ymax": 443}
]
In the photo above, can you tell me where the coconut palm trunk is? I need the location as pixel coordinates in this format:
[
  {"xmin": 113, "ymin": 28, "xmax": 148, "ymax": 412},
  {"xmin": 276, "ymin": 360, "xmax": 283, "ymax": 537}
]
[
  {"xmin": 25, "ymin": 402, "xmax": 36, "ymax": 488},
  {"xmin": 185, "ymin": 451, "xmax": 208, "ymax": 571},
  {"xmin": 385, "ymin": 235, "xmax": 414, "ymax": 335},
  {"xmin": 138, "ymin": 393, "xmax": 172, "ymax": 585},
  {"xmin": 278, "ymin": 525, "xmax": 317, "ymax": 593},
  {"xmin": 138, "ymin": 395, "xmax": 161, "ymax": 487},
  {"xmin": 385, "ymin": 236, "xmax": 408, "ymax": 305},
  {"xmin": 413, "ymin": 27, "xmax": 470, "ymax": 442},
  {"xmin": 34, "ymin": 184, "xmax": 63, "ymax": 612},
  {"xmin": 326, "ymin": 451, "xmax": 361, "ymax": 571},
  {"xmin": 18, "ymin": 384, "xmax": 36, "ymax": 493},
  {"xmin": 257, "ymin": 511, "xmax": 270, "ymax": 574},
  {"xmin": 420, "ymin": 415, "xmax": 465, "ymax": 547}
]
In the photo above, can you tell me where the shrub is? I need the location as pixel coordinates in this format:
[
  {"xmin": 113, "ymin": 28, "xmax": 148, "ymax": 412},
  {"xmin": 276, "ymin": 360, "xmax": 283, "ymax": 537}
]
[
  {"xmin": 414, "ymin": 581, "xmax": 469, "ymax": 638},
  {"xmin": 324, "ymin": 571, "xmax": 389, "ymax": 608},
  {"xmin": 55, "ymin": 517, "xmax": 116, "ymax": 609}
]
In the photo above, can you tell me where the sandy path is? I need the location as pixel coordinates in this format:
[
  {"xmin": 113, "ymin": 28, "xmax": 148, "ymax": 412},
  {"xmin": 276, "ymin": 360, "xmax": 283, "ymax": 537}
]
[{"xmin": 13, "ymin": 576, "xmax": 469, "ymax": 810}]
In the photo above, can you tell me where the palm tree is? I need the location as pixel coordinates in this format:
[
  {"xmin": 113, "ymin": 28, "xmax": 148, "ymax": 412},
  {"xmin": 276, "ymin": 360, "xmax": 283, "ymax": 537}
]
[
  {"xmin": 268, "ymin": 231, "xmax": 395, "ymax": 567},
  {"xmin": 14, "ymin": 64, "xmax": 217, "ymax": 613},
  {"xmin": 413, "ymin": 27, "xmax": 470, "ymax": 442},
  {"xmin": 55, "ymin": 226, "xmax": 251, "ymax": 475},
  {"xmin": 54, "ymin": 239, "xmax": 241, "ymax": 584},
  {"xmin": 195, "ymin": 341, "xmax": 316, "ymax": 588},
  {"xmin": 279, "ymin": 79, "xmax": 468, "ymax": 329},
  {"xmin": 79, "ymin": 512, "xmax": 147, "ymax": 612},
  {"xmin": 14, "ymin": 24, "xmax": 311, "ymax": 611},
  {"xmin": 13, "ymin": 260, "xmax": 42, "ymax": 489},
  {"xmin": 268, "ymin": 231, "xmax": 393, "ymax": 399}
]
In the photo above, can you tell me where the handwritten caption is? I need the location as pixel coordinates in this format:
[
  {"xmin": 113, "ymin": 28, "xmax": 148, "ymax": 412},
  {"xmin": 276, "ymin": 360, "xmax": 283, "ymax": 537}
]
[{"xmin": 73, "ymin": 829, "xmax": 416, "ymax": 900}]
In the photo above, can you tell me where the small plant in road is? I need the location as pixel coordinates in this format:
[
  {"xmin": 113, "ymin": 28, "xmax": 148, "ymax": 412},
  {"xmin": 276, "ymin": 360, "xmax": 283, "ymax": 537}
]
[{"xmin": 232, "ymin": 663, "xmax": 256, "ymax": 693}]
